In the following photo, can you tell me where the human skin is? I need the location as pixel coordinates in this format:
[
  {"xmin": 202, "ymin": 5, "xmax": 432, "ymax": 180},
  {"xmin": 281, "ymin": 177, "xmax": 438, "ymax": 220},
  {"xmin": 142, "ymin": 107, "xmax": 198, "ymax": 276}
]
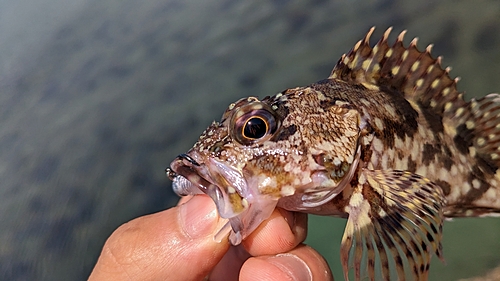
[{"xmin": 88, "ymin": 195, "xmax": 333, "ymax": 281}]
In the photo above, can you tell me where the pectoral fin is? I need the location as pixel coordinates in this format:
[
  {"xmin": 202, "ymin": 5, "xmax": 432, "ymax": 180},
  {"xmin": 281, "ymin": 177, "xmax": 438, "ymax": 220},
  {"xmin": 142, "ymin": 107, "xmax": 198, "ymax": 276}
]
[{"xmin": 341, "ymin": 169, "xmax": 446, "ymax": 281}]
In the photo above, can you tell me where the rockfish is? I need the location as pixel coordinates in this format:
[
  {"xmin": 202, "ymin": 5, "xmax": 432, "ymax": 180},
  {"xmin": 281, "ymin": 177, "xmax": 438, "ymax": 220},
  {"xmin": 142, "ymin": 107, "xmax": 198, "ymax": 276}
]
[{"xmin": 166, "ymin": 27, "xmax": 500, "ymax": 280}]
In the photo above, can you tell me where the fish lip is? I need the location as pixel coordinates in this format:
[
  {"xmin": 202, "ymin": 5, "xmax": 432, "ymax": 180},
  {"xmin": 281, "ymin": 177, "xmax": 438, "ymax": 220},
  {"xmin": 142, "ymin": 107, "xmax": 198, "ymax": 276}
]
[
  {"xmin": 168, "ymin": 153, "xmax": 211, "ymax": 193},
  {"xmin": 168, "ymin": 151, "xmax": 249, "ymax": 219}
]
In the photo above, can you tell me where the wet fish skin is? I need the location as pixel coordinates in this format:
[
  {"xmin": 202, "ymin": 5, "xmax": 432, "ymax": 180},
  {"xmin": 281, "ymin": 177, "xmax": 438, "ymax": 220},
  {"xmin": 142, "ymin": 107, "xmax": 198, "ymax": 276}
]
[{"xmin": 168, "ymin": 27, "xmax": 500, "ymax": 280}]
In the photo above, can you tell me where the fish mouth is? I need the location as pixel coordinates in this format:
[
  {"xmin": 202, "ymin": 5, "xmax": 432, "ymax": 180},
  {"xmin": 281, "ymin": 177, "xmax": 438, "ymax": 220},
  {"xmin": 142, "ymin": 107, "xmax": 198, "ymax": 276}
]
[{"xmin": 167, "ymin": 152, "xmax": 250, "ymax": 219}]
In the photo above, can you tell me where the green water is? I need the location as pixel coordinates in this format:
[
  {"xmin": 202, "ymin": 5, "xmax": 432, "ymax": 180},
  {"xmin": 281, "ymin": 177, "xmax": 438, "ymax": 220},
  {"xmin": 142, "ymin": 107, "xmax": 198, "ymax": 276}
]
[{"xmin": 1, "ymin": 0, "xmax": 499, "ymax": 280}]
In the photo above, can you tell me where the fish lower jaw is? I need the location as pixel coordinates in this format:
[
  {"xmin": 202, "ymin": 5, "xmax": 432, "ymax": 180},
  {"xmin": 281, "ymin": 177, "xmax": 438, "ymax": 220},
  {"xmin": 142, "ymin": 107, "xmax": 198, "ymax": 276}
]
[{"xmin": 223, "ymin": 195, "xmax": 280, "ymax": 245}]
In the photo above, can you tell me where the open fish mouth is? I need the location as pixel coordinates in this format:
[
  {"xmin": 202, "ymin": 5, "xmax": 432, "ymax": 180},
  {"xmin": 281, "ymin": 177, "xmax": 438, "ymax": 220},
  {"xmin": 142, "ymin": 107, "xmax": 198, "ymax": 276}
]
[
  {"xmin": 166, "ymin": 153, "xmax": 250, "ymax": 219},
  {"xmin": 167, "ymin": 152, "xmax": 283, "ymax": 245}
]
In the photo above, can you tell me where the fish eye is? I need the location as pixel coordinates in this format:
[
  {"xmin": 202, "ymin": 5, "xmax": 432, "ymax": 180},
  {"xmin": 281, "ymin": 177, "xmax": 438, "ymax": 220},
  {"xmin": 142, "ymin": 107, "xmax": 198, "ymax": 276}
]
[
  {"xmin": 243, "ymin": 116, "xmax": 268, "ymax": 139},
  {"xmin": 232, "ymin": 107, "xmax": 277, "ymax": 145}
]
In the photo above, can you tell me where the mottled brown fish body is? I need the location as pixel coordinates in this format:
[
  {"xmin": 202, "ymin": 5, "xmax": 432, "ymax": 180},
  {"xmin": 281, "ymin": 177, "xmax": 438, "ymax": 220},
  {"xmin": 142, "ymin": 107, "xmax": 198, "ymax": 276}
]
[
  {"xmin": 167, "ymin": 27, "xmax": 500, "ymax": 280},
  {"xmin": 308, "ymin": 77, "xmax": 500, "ymax": 217}
]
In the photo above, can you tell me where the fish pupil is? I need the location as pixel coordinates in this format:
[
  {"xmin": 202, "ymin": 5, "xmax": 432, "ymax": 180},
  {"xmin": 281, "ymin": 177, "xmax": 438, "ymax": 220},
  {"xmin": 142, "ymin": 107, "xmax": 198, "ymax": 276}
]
[{"xmin": 243, "ymin": 117, "xmax": 267, "ymax": 139}]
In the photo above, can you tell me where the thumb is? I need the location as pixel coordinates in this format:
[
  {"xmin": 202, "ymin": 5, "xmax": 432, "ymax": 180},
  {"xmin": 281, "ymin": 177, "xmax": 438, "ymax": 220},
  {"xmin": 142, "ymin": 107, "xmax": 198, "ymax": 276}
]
[{"xmin": 89, "ymin": 195, "xmax": 230, "ymax": 281}]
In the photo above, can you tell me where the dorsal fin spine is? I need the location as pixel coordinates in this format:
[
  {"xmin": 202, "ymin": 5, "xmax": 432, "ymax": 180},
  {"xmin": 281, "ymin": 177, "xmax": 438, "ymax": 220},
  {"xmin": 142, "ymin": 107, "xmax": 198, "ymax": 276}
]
[{"xmin": 329, "ymin": 27, "xmax": 465, "ymax": 116}]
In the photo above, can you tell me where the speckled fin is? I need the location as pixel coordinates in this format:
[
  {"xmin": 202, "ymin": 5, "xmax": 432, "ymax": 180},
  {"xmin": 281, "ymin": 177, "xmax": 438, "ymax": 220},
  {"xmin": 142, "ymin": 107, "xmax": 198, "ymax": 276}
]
[
  {"xmin": 444, "ymin": 93, "xmax": 500, "ymax": 216},
  {"xmin": 341, "ymin": 170, "xmax": 445, "ymax": 281},
  {"xmin": 330, "ymin": 27, "xmax": 465, "ymax": 113},
  {"xmin": 462, "ymin": 94, "xmax": 500, "ymax": 170}
]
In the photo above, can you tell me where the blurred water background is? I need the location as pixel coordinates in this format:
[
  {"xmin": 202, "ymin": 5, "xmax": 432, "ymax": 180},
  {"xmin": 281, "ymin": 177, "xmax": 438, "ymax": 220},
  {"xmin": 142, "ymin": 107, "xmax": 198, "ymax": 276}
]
[{"xmin": 0, "ymin": 0, "xmax": 499, "ymax": 280}]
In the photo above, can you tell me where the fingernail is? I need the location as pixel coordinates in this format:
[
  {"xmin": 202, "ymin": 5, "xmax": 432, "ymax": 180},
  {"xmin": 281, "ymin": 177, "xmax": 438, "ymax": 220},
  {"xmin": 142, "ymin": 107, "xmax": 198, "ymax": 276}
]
[
  {"xmin": 265, "ymin": 253, "xmax": 312, "ymax": 281},
  {"xmin": 179, "ymin": 195, "xmax": 218, "ymax": 239}
]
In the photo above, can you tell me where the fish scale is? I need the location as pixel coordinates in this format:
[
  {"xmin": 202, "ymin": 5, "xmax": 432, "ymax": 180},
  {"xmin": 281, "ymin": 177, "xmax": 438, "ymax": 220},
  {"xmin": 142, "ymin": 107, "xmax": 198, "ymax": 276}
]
[{"xmin": 167, "ymin": 27, "xmax": 500, "ymax": 280}]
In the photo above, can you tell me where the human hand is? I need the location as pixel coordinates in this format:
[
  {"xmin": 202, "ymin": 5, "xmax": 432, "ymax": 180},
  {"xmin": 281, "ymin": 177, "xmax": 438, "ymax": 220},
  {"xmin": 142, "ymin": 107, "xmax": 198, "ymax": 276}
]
[{"xmin": 89, "ymin": 195, "xmax": 333, "ymax": 281}]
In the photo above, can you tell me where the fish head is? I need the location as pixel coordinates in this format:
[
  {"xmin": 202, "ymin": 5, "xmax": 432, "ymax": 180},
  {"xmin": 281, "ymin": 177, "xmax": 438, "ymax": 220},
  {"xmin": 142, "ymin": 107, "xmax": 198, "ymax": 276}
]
[{"xmin": 167, "ymin": 87, "xmax": 361, "ymax": 244}]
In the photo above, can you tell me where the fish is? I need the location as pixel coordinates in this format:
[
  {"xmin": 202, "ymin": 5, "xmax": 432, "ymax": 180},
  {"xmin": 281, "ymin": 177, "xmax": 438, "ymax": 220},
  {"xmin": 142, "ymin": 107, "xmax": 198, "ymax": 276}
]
[{"xmin": 166, "ymin": 27, "xmax": 500, "ymax": 280}]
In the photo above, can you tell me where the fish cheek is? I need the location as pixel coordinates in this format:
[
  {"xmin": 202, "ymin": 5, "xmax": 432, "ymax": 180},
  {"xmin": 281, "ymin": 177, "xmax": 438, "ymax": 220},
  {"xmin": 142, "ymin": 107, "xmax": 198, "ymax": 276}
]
[{"xmin": 243, "ymin": 157, "xmax": 288, "ymax": 197}]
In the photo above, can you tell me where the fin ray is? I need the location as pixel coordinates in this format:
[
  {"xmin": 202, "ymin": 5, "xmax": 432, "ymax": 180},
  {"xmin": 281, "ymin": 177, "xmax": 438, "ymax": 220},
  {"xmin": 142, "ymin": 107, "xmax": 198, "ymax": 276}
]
[{"xmin": 341, "ymin": 169, "xmax": 445, "ymax": 281}]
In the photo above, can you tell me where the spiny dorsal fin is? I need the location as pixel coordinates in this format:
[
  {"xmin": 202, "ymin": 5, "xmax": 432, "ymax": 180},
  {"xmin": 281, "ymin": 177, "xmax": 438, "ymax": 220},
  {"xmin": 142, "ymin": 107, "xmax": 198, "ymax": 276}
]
[{"xmin": 330, "ymin": 27, "xmax": 466, "ymax": 114}]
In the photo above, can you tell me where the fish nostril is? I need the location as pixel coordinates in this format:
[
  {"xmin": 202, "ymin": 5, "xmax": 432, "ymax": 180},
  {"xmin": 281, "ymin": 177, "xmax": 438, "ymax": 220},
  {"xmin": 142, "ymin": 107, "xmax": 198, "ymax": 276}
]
[
  {"xmin": 177, "ymin": 153, "xmax": 200, "ymax": 166},
  {"xmin": 209, "ymin": 142, "xmax": 224, "ymax": 154}
]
